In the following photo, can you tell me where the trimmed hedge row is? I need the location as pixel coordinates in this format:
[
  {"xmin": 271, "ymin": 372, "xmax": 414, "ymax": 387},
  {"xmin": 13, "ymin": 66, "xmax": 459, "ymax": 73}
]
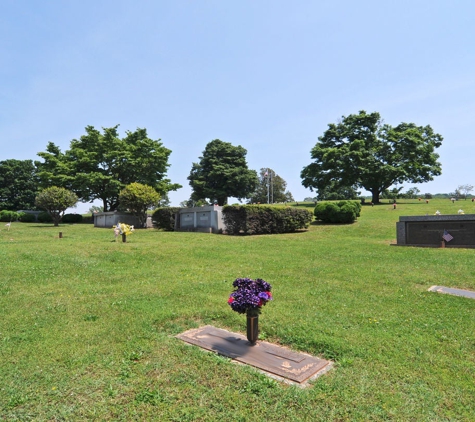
[
  {"xmin": 152, "ymin": 207, "xmax": 181, "ymax": 231},
  {"xmin": 0, "ymin": 210, "xmax": 21, "ymax": 222},
  {"xmin": 222, "ymin": 205, "xmax": 313, "ymax": 235},
  {"xmin": 0, "ymin": 210, "xmax": 53, "ymax": 223},
  {"xmin": 62, "ymin": 213, "xmax": 83, "ymax": 223},
  {"xmin": 0, "ymin": 210, "xmax": 92, "ymax": 224},
  {"xmin": 314, "ymin": 200, "xmax": 361, "ymax": 224},
  {"xmin": 37, "ymin": 212, "xmax": 53, "ymax": 223},
  {"xmin": 18, "ymin": 213, "xmax": 36, "ymax": 222}
]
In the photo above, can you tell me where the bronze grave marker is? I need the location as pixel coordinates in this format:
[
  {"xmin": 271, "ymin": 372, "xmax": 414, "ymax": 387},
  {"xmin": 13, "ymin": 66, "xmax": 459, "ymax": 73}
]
[{"xmin": 176, "ymin": 325, "xmax": 332, "ymax": 384}]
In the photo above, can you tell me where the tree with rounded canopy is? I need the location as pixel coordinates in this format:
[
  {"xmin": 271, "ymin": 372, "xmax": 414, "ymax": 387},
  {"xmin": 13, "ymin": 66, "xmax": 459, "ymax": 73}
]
[
  {"xmin": 0, "ymin": 159, "xmax": 39, "ymax": 210},
  {"xmin": 315, "ymin": 180, "xmax": 360, "ymax": 201},
  {"xmin": 179, "ymin": 197, "xmax": 210, "ymax": 208},
  {"xmin": 188, "ymin": 139, "xmax": 258, "ymax": 206},
  {"xmin": 300, "ymin": 111, "xmax": 443, "ymax": 204},
  {"xmin": 119, "ymin": 182, "xmax": 160, "ymax": 227},
  {"xmin": 35, "ymin": 186, "xmax": 78, "ymax": 226},
  {"xmin": 36, "ymin": 125, "xmax": 181, "ymax": 212},
  {"xmin": 247, "ymin": 168, "xmax": 294, "ymax": 204}
]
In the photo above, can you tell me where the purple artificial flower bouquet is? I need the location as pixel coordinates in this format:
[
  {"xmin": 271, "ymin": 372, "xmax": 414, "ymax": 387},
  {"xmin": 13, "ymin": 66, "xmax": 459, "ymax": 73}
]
[{"xmin": 228, "ymin": 278, "xmax": 273, "ymax": 316}]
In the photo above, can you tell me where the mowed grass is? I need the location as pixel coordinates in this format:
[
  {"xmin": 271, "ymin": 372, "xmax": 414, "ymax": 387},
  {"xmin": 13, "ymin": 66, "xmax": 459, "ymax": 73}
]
[{"xmin": 1, "ymin": 199, "xmax": 475, "ymax": 421}]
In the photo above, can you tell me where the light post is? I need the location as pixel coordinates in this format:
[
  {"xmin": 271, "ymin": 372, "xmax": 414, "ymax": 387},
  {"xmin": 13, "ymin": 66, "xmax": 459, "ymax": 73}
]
[{"xmin": 266, "ymin": 169, "xmax": 270, "ymax": 204}]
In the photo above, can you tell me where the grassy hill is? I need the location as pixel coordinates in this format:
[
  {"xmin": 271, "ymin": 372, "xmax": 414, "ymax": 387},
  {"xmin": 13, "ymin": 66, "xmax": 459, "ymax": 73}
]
[{"xmin": 1, "ymin": 198, "xmax": 474, "ymax": 421}]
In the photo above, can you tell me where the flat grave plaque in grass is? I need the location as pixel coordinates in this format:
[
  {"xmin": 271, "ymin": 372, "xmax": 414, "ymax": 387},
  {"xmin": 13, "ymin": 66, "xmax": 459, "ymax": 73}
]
[{"xmin": 176, "ymin": 325, "xmax": 332, "ymax": 385}]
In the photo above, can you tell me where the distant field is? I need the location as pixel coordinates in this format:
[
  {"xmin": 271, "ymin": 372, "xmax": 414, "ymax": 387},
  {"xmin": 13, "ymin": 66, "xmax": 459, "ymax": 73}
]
[{"xmin": 1, "ymin": 198, "xmax": 475, "ymax": 421}]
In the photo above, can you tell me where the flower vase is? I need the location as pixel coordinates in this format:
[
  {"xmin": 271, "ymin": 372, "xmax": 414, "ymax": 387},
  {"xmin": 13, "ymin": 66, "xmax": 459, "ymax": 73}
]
[
  {"xmin": 122, "ymin": 233, "xmax": 127, "ymax": 243},
  {"xmin": 246, "ymin": 311, "xmax": 259, "ymax": 345}
]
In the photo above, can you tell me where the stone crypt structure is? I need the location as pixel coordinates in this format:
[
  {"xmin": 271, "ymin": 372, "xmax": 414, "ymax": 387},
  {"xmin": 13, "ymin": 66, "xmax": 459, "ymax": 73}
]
[
  {"xmin": 396, "ymin": 214, "xmax": 475, "ymax": 248},
  {"xmin": 174, "ymin": 205, "xmax": 225, "ymax": 233}
]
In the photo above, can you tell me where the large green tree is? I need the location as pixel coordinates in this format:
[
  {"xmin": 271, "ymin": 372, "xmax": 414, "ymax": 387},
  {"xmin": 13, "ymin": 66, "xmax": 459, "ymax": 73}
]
[
  {"xmin": 301, "ymin": 111, "xmax": 443, "ymax": 203},
  {"xmin": 35, "ymin": 186, "xmax": 78, "ymax": 226},
  {"xmin": 0, "ymin": 159, "xmax": 39, "ymax": 210},
  {"xmin": 247, "ymin": 168, "xmax": 294, "ymax": 204},
  {"xmin": 188, "ymin": 139, "xmax": 258, "ymax": 206},
  {"xmin": 316, "ymin": 181, "xmax": 360, "ymax": 201},
  {"xmin": 36, "ymin": 126, "xmax": 181, "ymax": 211}
]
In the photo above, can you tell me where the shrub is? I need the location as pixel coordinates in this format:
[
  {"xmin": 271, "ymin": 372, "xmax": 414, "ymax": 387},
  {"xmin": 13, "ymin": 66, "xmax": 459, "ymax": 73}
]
[
  {"xmin": 37, "ymin": 212, "xmax": 53, "ymax": 223},
  {"xmin": 81, "ymin": 215, "xmax": 94, "ymax": 224},
  {"xmin": 222, "ymin": 205, "xmax": 313, "ymax": 235},
  {"xmin": 221, "ymin": 206, "xmax": 248, "ymax": 235},
  {"xmin": 18, "ymin": 212, "xmax": 36, "ymax": 222},
  {"xmin": 314, "ymin": 202, "xmax": 340, "ymax": 223},
  {"xmin": 314, "ymin": 200, "xmax": 361, "ymax": 224},
  {"xmin": 0, "ymin": 210, "xmax": 20, "ymax": 222},
  {"xmin": 62, "ymin": 213, "xmax": 83, "ymax": 224},
  {"xmin": 152, "ymin": 207, "xmax": 181, "ymax": 231},
  {"xmin": 337, "ymin": 200, "xmax": 361, "ymax": 217}
]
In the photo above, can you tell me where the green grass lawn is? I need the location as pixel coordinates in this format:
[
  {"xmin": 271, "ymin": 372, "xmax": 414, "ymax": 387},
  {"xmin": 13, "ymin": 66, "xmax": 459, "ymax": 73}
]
[{"xmin": 1, "ymin": 199, "xmax": 475, "ymax": 421}]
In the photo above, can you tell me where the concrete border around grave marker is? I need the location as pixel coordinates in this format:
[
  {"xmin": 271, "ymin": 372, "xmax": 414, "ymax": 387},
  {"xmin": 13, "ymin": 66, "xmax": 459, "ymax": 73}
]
[{"xmin": 428, "ymin": 285, "xmax": 475, "ymax": 300}]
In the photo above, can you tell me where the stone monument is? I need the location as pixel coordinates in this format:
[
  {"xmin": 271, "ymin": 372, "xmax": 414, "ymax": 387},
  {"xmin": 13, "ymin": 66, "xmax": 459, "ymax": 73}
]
[
  {"xmin": 174, "ymin": 205, "xmax": 224, "ymax": 233},
  {"xmin": 396, "ymin": 214, "xmax": 475, "ymax": 248}
]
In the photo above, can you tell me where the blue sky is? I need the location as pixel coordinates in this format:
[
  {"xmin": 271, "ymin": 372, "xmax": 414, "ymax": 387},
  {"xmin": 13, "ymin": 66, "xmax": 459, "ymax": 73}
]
[{"xmin": 1, "ymin": 1, "xmax": 474, "ymax": 212}]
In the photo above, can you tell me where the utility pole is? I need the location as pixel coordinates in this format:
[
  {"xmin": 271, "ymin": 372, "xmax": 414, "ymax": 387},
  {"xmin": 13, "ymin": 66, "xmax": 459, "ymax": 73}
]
[
  {"xmin": 270, "ymin": 170, "xmax": 273, "ymax": 204},
  {"xmin": 266, "ymin": 168, "xmax": 270, "ymax": 204}
]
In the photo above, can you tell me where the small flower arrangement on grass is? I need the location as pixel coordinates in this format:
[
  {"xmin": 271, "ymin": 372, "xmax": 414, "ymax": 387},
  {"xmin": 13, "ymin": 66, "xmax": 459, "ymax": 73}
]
[
  {"xmin": 228, "ymin": 278, "xmax": 272, "ymax": 316},
  {"xmin": 113, "ymin": 222, "xmax": 134, "ymax": 241}
]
